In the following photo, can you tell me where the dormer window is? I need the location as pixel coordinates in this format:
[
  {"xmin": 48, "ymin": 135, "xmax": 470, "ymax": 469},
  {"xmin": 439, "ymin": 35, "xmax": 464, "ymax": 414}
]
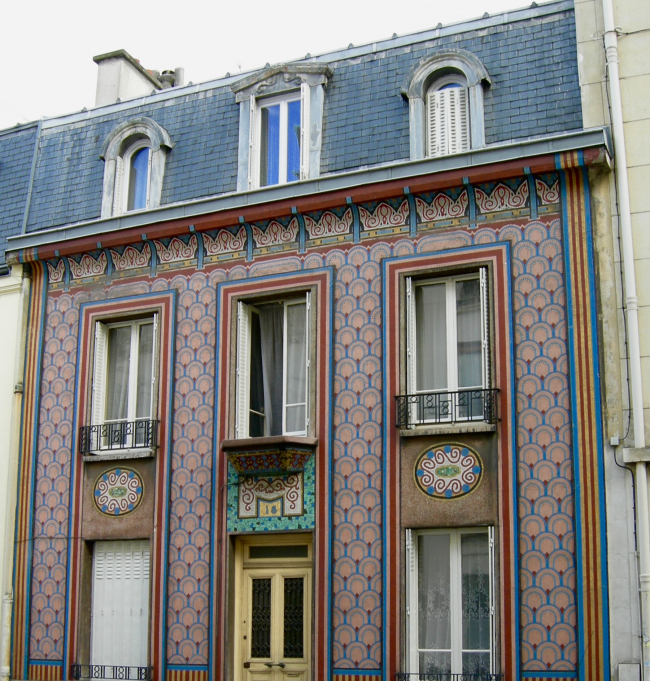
[
  {"xmin": 401, "ymin": 49, "xmax": 490, "ymax": 161},
  {"xmin": 426, "ymin": 77, "xmax": 470, "ymax": 158},
  {"xmin": 100, "ymin": 117, "xmax": 173, "ymax": 219},
  {"xmin": 257, "ymin": 94, "xmax": 302, "ymax": 187}
]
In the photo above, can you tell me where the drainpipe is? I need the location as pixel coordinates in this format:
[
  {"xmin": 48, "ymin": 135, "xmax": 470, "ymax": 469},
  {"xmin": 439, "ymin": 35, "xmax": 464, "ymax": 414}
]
[
  {"xmin": 0, "ymin": 267, "xmax": 31, "ymax": 681},
  {"xmin": 601, "ymin": 0, "xmax": 650, "ymax": 673}
]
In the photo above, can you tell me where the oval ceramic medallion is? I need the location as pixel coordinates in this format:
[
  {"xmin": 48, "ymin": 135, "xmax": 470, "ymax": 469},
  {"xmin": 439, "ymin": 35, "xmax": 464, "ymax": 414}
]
[
  {"xmin": 414, "ymin": 443, "xmax": 483, "ymax": 499},
  {"xmin": 94, "ymin": 468, "xmax": 144, "ymax": 516}
]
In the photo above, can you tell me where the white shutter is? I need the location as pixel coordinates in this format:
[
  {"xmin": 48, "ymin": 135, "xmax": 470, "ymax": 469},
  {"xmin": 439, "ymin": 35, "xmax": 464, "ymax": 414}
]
[
  {"xmin": 92, "ymin": 322, "xmax": 108, "ymax": 426},
  {"xmin": 448, "ymin": 87, "xmax": 469, "ymax": 155},
  {"xmin": 248, "ymin": 95, "xmax": 257, "ymax": 189},
  {"xmin": 113, "ymin": 156, "xmax": 124, "ymax": 216},
  {"xmin": 427, "ymin": 90, "xmax": 444, "ymax": 158},
  {"xmin": 150, "ymin": 313, "xmax": 159, "ymax": 415},
  {"xmin": 305, "ymin": 292, "xmax": 311, "ymax": 432},
  {"xmin": 405, "ymin": 278, "xmax": 417, "ymax": 427},
  {"xmin": 300, "ymin": 83, "xmax": 311, "ymax": 181},
  {"xmin": 457, "ymin": 87, "xmax": 469, "ymax": 152},
  {"xmin": 480, "ymin": 267, "xmax": 490, "ymax": 390},
  {"xmin": 92, "ymin": 541, "xmax": 150, "ymax": 668},
  {"xmin": 236, "ymin": 301, "xmax": 251, "ymax": 438},
  {"xmin": 405, "ymin": 529, "xmax": 417, "ymax": 673},
  {"xmin": 488, "ymin": 526, "xmax": 496, "ymax": 674}
]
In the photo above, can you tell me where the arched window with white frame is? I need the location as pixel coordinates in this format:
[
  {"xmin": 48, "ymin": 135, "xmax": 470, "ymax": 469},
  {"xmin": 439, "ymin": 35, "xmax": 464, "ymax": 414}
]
[{"xmin": 100, "ymin": 117, "xmax": 173, "ymax": 219}]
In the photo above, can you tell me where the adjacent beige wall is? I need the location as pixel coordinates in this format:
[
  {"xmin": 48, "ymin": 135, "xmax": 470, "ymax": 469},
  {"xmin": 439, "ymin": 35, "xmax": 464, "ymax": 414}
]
[{"xmin": 575, "ymin": 0, "xmax": 650, "ymax": 675}]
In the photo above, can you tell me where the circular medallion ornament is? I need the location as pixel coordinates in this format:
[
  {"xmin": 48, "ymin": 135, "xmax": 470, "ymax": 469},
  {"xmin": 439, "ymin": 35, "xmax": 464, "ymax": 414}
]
[
  {"xmin": 93, "ymin": 468, "xmax": 144, "ymax": 516},
  {"xmin": 414, "ymin": 443, "xmax": 483, "ymax": 499}
]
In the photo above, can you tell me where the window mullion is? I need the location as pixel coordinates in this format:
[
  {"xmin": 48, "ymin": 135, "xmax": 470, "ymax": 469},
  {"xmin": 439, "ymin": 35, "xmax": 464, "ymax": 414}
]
[
  {"xmin": 282, "ymin": 301, "xmax": 289, "ymax": 435},
  {"xmin": 447, "ymin": 280, "xmax": 457, "ymax": 412}
]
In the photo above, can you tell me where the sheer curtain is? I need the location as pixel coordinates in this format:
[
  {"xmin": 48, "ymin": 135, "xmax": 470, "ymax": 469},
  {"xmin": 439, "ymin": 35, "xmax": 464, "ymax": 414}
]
[
  {"xmin": 259, "ymin": 305, "xmax": 284, "ymax": 436},
  {"xmin": 106, "ymin": 326, "xmax": 131, "ymax": 421}
]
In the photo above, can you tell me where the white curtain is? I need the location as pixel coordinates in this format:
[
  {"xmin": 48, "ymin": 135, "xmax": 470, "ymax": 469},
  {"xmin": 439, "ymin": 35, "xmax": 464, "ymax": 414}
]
[{"xmin": 259, "ymin": 305, "xmax": 284, "ymax": 436}]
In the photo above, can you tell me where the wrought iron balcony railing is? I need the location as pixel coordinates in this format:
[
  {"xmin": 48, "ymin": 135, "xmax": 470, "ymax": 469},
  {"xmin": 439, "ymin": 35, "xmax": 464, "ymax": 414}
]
[
  {"xmin": 395, "ymin": 388, "xmax": 500, "ymax": 429},
  {"xmin": 71, "ymin": 665, "xmax": 152, "ymax": 681},
  {"xmin": 79, "ymin": 419, "xmax": 159, "ymax": 455},
  {"xmin": 396, "ymin": 674, "xmax": 503, "ymax": 681}
]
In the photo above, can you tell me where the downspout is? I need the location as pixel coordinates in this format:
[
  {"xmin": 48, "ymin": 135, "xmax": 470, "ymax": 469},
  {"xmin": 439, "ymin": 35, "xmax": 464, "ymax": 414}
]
[
  {"xmin": 0, "ymin": 267, "xmax": 31, "ymax": 681},
  {"xmin": 601, "ymin": 0, "xmax": 650, "ymax": 673}
]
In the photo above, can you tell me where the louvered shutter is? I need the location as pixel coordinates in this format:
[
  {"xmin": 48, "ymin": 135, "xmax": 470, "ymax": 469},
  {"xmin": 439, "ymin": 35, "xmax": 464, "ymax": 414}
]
[
  {"xmin": 448, "ymin": 87, "xmax": 469, "ymax": 155},
  {"xmin": 248, "ymin": 95, "xmax": 257, "ymax": 189},
  {"xmin": 427, "ymin": 90, "xmax": 445, "ymax": 158},
  {"xmin": 236, "ymin": 301, "xmax": 251, "ymax": 438},
  {"xmin": 488, "ymin": 526, "xmax": 496, "ymax": 674},
  {"xmin": 405, "ymin": 278, "xmax": 418, "ymax": 426},
  {"xmin": 405, "ymin": 529, "xmax": 418, "ymax": 672},
  {"xmin": 305, "ymin": 292, "xmax": 311, "ymax": 432},
  {"xmin": 92, "ymin": 322, "xmax": 108, "ymax": 426},
  {"xmin": 300, "ymin": 83, "xmax": 311, "ymax": 180},
  {"xmin": 113, "ymin": 157, "xmax": 124, "ymax": 215},
  {"xmin": 479, "ymin": 268, "xmax": 490, "ymax": 390}
]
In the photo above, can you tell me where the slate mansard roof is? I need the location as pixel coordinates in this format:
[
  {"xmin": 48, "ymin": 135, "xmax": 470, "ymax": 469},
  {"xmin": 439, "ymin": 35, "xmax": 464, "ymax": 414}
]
[{"xmin": 0, "ymin": 0, "xmax": 582, "ymax": 261}]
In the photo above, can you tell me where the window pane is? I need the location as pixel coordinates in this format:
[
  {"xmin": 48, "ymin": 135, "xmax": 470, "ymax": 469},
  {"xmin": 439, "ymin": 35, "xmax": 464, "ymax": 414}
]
[
  {"xmin": 135, "ymin": 324, "xmax": 153, "ymax": 419},
  {"xmin": 251, "ymin": 578, "xmax": 271, "ymax": 658},
  {"xmin": 285, "ymin": 302, "xmax": 307, "ymax": 433},
  {"xmin": 415, "ymin": 284, "xmax": 447, "ymax": 391},
  {"xmin": 286, "ymin": 100, "xmax": 301, "ymax": 183},
  {"xmin": 419, "ymin": 652, "xmax": 451, "ymax": 675},
  {"xmin": 418, "ymin": 533, "xmax": 451, "ymax": 651},
  {"xmin": 127, "ymin": 147, "xmax": 149, "ymax": 211},
  {"xmin": 283, "ymin": 578, "xmax": 304, "ymax": 658},
  {"xmin": 261, "ymin": 105, "xmax": 280, "ymax": 187},
  {"xmin": 258, "ymin": 305, "xmax": 284, "ymax": 436},
  {"xmin": 106, "ymin": 326, "xmax": 132, "ymax": 421},
  {"xmin": 461, "ymin": 533, "xmax": 491, "ymax": 651},
  {"xmin": 463, "ymin": 652, "xmax": 491, "ymax": 675},
  {"xmin": 249, "ymin": 311, "xmax": 265, "ymax": 437},
  {"xmin": 456, "ymin": 279, "xmax": 482, "ymax": 388}
]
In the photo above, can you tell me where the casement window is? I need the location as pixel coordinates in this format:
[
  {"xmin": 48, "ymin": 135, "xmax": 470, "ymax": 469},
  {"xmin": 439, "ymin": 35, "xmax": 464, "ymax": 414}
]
[
  {"xmin": 405, "ymin": 528, "xmax": 495, "ymax": 676},
  {"xmin": 113, "ymin": 140, "xmax": 152, "ymax": 215},
  {"xmin": 427, "ymin": 78, "xmax": 470, "ymax": 158},
  {"xmin": 87, "ymin": 316, "xmax": 158, "ymax": 452},
  {"xmin": 405, "ymin": 269, "xmax": 490, "ymax": 424},
  {"xmin": 236, "ymin": 295, "xmax": 310, "ymax": 438},
  {"xmin": 250, "ymin": 89, "xmax": 310, "ymax": 189}
]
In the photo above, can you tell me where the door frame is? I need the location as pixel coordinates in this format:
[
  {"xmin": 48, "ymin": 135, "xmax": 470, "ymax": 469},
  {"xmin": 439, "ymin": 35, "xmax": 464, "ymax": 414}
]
[{"xmin": 232, "ymin": 533, "xmax": 314, "ymax": 681}]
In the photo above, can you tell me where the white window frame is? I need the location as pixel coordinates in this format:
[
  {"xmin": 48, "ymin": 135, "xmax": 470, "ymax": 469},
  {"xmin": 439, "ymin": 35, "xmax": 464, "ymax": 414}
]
[
  {"xmin": 405, "ymin": 527, "xmax": 495, "ymax": 676},
  {"xmin": 113, "ymin": 139, "xmax": 153, "ymax": 216},
  {"xmin": 426, "ymin": 76, "xmax": 470, "ymax": 158},
  {"xmin": 92, "ymin": 316, "xmax": 158, "ymax": 430},
  {"xmin": 235, "ymin": 294, "xmax": 311, "ymax": 439},
  {"xmin": 406, "ymin": 269, "xmax": 490, "ymax": 420},
  {"xmin": 249, "ymin": 88, "xmax": 309, "ymax": 190}
]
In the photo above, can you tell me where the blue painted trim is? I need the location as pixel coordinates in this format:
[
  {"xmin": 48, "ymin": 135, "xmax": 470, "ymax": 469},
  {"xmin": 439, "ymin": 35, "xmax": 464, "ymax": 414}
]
[
  {"xmin": 404, "ymin": 188, "xmax": 417, "ymax": 238},
  {"xmin": 463, "ymin": 177, "xmax": 477, "ymax": 226},
  {"xmin": 63, "ymin": 257, "xmax": 71, "ymax": 290},
  {"xmin": 346, "ymin": 198, "xmax": 360, "ymax": 243},
  {"xmin": 28, "ymin": 660, "xmax": 65, "ymax": 667},
  {"xmin": 62, "ymin": 290, "xmax": 177, "ymax": 680},
  {"xmin": 194, "ymin": 228, "xmax": 205, "ymax": 270},
  {"xmin": 521, "ymin": 673, "xmax": 578, "ymax": 679},
  {"xmin": 146, "ymin": 239, "xmax": 157, "ymax": 276},
  {"xmin": 211, "ymin": 266, "xmax": 335, "ymax": 681},
  {"xmin": 524, "ymin": 168, "xmax": 538, "ymax": 220},
  {"xmin": 331, "ymin": 671, "xmax": 383, "ymax": 677},
  {"xmin": 104, "ymin": 248, "xmax": 114, "ymax": 281},
  {"xmin": 292, "ymin": 208, "xmax": 307, "ymax": 254},
  {"xmin": 380, "ymin": 241, "xmax": 518, "ymax": 681},
  {"xmin": 558, "ymin": 169, "xmax": 585, "ymax": 681},
  {"xmin": 166, "ymin": 665, "xmax": 209, "ymax": 671},
  {"xmin": 580, "ymin": 165, "xmax": 610, "ymax": 680},
  {"xmin": 242, "ymin": 220, "xmax": 253, "ymax": 262}
]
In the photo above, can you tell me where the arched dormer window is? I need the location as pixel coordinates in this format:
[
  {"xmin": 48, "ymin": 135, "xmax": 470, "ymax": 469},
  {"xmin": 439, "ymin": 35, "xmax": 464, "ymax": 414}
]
[
  {"xmin": 401, "ymin": 49, "xmax": 491, "ymax": 161},
  {"xmin": 100, "ymin": 117, "xmax": 173, "ymax": 218}
]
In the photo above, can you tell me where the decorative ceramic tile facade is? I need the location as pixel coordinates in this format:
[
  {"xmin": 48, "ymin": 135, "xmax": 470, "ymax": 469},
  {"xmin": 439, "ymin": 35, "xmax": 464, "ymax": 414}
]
[{"xmin": 414, "ymin": 444, "xmax": 483, "ymax": 499}]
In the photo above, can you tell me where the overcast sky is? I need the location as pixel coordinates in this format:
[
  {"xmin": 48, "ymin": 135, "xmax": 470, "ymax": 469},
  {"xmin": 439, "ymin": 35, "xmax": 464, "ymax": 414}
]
[{"xmin": 2, "ymin": 0, "xmax": 531, "ymax": 131}]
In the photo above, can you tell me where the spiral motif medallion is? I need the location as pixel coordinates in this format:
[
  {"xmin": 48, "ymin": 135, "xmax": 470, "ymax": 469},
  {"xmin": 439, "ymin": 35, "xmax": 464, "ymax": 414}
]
[
  {"xmin": 414, "ymin": 443, "xmax": 483, "ymax": 499},
  {"xmin": 93, "ymin": 468, "xmax": 144, "ymax": 516}
]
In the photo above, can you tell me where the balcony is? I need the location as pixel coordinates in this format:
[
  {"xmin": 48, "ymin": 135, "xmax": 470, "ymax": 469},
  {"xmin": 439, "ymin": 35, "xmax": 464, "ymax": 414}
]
[
  {"xmin": 71, "ymin": 665, "xmax": 152, "ymax": 681},
  {"xmin": 395, "ymin": 389, "xmax": 499, "ymax": 429},
  {"xmin": 79, "ymin": 419, "xmax": 159, "ymax": 455},
  {"xmin": 396, "ymin": 675, "xmax": 503, "ymax": 681}
]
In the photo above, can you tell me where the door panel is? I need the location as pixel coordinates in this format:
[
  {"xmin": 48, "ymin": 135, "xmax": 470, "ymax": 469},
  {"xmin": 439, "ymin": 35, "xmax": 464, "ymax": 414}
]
[
  {"xmin": 241, "ymin": 568, "xmax": 311, "ymax": 681},
  {"xmin": 91, "ymin": 540, "xmax": 150, "ymax": 667}
]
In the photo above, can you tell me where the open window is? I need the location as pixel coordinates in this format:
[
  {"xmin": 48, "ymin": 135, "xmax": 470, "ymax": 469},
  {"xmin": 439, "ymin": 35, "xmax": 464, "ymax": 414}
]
[
  {"xmin": 235, "ymin": 295, "xmax": 311, "ymax": 438},
  {"xmin": 405, "ymin": 528, "xmax": 495, "ymax": 676},
  {"xmin": 400, "ymin": 269, "xmax": 496, "ymax": 427},
  {"xmin": 113, "ymin": 139, "xmax": 152, "ymax": 214},
  {"xmin": 81, "ymin": 316, "xmax": 159, "ymax": 454}
]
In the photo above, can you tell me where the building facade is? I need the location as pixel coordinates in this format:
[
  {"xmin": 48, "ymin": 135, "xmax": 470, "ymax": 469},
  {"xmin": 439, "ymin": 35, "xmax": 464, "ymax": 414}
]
[{"xmin": 0, "ymin": 2, "xmax": 625, "ymax": 680}]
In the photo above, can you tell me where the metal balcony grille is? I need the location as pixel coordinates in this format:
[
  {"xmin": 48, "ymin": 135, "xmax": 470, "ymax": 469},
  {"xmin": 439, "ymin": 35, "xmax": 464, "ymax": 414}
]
[
  {"xmin": 79, "ymin": 419, "xmax": 159, "ymax": 455},
  {"xmin": 71, "ymin": 665, "xmax": 152, "ymax": 681},
  {"xmin": 395, "ymin": 389, "xmax": 500, "ymax": 429},
  {"xmin": 396, "ymin": 674, "xmax": 503, "ymax": 681}
]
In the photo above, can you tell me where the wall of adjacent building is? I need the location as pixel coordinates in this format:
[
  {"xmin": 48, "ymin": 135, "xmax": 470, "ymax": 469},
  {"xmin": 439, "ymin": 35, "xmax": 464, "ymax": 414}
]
[{"xmin": 575, "ymin": 0, "xmax": 650, "ymax": 676}]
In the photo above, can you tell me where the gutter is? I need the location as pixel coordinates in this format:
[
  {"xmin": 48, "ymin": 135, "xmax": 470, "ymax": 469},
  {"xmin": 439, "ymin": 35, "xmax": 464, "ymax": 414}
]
[{"xmin": 6, "ymin": 128, "xmax": 610, "ymax": 258}]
